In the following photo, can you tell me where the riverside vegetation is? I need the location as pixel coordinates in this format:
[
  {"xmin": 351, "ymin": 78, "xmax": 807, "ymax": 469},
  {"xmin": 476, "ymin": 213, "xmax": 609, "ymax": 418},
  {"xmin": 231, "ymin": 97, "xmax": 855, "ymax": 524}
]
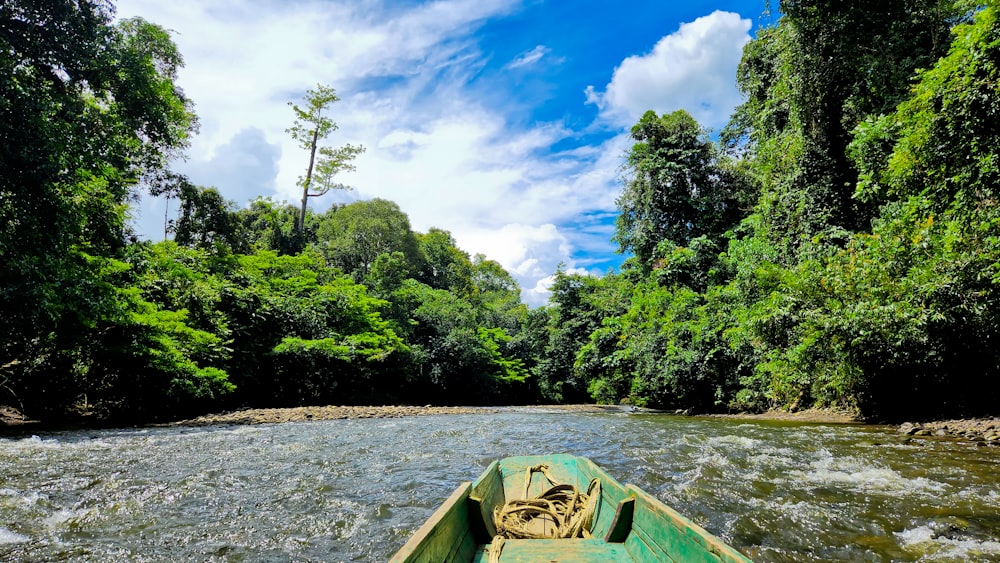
[{"xmin": 3, "ymin": 1, "xmax": 1000, "ymax": 426}]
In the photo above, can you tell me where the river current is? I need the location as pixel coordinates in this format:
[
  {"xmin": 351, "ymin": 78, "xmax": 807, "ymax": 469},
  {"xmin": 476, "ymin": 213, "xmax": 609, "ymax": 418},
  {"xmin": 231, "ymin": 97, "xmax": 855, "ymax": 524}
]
[{"xmin": 1, "ymin": 411, "xmax": 999, "ymax": 562}]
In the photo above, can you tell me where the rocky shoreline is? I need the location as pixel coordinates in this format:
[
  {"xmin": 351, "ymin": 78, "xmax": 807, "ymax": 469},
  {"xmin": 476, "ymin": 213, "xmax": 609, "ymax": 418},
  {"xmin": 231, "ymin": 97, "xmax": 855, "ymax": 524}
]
[
  {"xmin": 705, "ymin": 407, "xmax": 861, "ymax": 424},
  {"xmin": 4, "ymin": 404, "xmax": 999, "ymax": 446},
  {"xmin": 170, "ymin": 405, "xmax": 497, "ymax": 426},
  {"xmin": 168, "ymin": 403, "xmax": 647, "ymax": 426},
  {"xmin": 898, "ymin": 418, "xmax": 1000, "ymax": 445},
  {"xmin": 0, "ymin": 404, "xmax": 642, "ymax": 432}
]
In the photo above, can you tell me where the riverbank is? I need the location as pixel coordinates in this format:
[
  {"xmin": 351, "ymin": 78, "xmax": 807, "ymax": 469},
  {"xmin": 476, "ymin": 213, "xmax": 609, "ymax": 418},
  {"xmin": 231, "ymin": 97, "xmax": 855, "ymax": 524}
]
[
  {"xmin": 3, "ymin": 404, "xmax": 998, "ymax": 445},
  {"xmin": 171, "ymin": 405, "xmax": 496, "ymax": 426},
  {"xmin": 172, "ymin": 404, "xmax": 875, "ymax": 427},
  {"xmin": 898, "ymin": 418, "xmax": 1000, "ymax": 445},
  {"xmin": 0, "ymin": 404, "xmax": 625, "ymax": 430},
  {"xmin": 713, "ymin": 408, "xmax": 1000, "ymax": 445},
  {"xmin": 704, "ymin": 407, "xmax": 862, "ymax": 424},
  {"xmin": 168, "ymin": 404, "xmax": 648, "ymax": 426}
]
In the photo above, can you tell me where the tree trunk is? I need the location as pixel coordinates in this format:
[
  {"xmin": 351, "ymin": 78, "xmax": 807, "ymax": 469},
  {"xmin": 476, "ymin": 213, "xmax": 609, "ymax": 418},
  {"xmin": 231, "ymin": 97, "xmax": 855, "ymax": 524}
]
[{"xmin": 298, "ymin": 127, "xmax": 320, "ymax": 233}]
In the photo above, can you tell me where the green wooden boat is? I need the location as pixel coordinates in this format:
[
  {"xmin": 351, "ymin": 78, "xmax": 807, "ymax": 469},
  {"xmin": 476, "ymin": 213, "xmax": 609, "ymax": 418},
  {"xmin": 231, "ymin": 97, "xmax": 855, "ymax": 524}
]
[{"xmin": 390, "ymin": 454, "xmax": 753, "ymax": 562}]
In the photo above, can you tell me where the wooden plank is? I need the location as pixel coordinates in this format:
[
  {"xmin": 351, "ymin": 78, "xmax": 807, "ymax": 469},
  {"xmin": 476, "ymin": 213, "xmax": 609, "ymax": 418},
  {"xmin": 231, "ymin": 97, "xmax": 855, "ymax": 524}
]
[
  {"xmin": 471, "ymin": 538, "xmax": 634, "ymax": 563},
  {"xmin": 625, "ymin": 524, "xmax": 676, "ymax": 563},
  {"xmin": 605, "ymin": 497, "xmax": 635, "ymax": 543},
  {"xmin": 447, "ymin": 524, "xmax": 478, "ymax": 562},
  {"xmin": 574, "ymin": 457, "xmax": 629, "ymax": 538},
  {"xmin": 469, "ymin": 460, "xmax": 503, "ymax": 539},
  {"xmin": 390, "ymin": 482, "xmax": 474, "ymax": 563},
  {"xmin": 625, "ymin": 485, "xmax": 753, "ymax": 563}
]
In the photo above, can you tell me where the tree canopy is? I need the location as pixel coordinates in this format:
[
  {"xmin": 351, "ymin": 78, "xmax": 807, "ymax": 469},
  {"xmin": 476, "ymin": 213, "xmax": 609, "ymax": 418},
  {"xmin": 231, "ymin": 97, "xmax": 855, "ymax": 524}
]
[{"xmin": 538, "ymin": 0, "xmax": 998, "ymax": 421}]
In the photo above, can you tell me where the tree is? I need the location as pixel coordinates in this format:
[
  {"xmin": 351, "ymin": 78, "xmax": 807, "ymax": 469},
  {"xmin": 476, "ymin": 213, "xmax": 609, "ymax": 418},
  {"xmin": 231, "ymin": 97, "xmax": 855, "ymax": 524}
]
[
  {"xmin": 0, "ymin": 3, "xmax": 197, "ymax": 417},
  {"xmin": 315, "ymin": 199, "xmax": 422, "ymax": 280},
  {"xmin": 722, "ymin": 0, "xmax": 967, "ymax": 255},
  {"xmin": 173, "ymin": 183, "xmax": 244, "ymax": 252},
  {"xmin": 834, "ymin": 3, "xmax": 1000, "ymax": 418},
  {"xmin": 417, "ymin": 228, "xmax": 473, "ymax": 294},
  {"xmin": 615, "ymin": 110, "xmax": 750, "ymax": 270},
  {"xmin": 235, "ymin": 197, "xmax": 310, "ymax": 255},
  {"xmin": 286, "ymin": 84, "xmax": 364, "ymax": 233},
  {"xmin": 533, "ymin": 269, "xmax": 617, "ymax": 402}
]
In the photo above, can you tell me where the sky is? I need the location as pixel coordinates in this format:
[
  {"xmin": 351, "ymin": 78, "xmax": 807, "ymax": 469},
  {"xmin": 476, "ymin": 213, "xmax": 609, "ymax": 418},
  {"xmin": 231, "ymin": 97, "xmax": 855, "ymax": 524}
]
[{"xmin": 115, "ymin": 0, "xmax": 772, "ymax": 306}]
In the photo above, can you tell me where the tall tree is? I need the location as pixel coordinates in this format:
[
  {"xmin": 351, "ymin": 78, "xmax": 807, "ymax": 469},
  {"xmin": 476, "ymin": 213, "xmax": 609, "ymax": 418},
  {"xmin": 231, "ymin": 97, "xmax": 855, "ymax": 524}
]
[
  {"xmin": 286, "ymin": 84, "xmax": 364, "ymax": 233},
  {"xmin": 723, "ymin": 0, "xmax": 966, "ymax": 258},
  {"xmin": 0, "ymin": 3, "xmax": 198, "ymax": 416},
  {"xmin": 615, "ymin": 109, "xmax": 750, "ymax": 270}
]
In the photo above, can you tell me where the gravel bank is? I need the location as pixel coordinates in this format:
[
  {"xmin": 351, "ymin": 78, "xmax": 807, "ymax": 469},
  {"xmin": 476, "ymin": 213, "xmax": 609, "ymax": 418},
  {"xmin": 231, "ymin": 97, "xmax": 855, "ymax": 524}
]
[
  {"xmin": 171, "ymin": 405, "xmax": 498, "ymax": 426},
  {"xmin": 170, "ymin": 404, "xmax": 653, "ymax": 426},
  {"xmin": 898, "ymin": 418, "xmax": 1000, "ymax": 445},
  {"xmin": 705, "ymin": 408, "xmax": 861, "ymax": 424}
]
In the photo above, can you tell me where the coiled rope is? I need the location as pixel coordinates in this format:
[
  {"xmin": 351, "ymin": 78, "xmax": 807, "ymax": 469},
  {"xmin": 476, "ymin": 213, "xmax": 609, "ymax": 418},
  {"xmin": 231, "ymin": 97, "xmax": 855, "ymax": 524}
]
[{"xmin": 488, "ymin": 464, "xmax": 601, "ymax": 562}]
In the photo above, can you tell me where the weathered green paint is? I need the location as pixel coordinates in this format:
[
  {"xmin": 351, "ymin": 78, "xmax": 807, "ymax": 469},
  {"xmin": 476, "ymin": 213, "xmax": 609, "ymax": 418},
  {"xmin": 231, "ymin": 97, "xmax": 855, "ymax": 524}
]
[
  {"xmin": 389, "ymin": 481, "xmax": 477, "ymax": 563},
  {"xmin": 390, "ymin": 454, "xmax": 754, "ymax": 562},
  {"xmin": 624, "ymin": 485, "xmax": 751, "ymax": 563},
  {"xmin": 469, "ymin": 459, "xmax": 503, "ymax": 540},
  {"xmin": 470, "ymin": 538, "xmax": 634, "ymax": 562}
]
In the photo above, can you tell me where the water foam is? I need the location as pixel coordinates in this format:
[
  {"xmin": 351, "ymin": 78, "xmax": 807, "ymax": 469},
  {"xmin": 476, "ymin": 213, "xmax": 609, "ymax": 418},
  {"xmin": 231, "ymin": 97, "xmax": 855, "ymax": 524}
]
[
  {"xmin": 0, "ymin": 527, "xmax": 28, "ymax": 544},
  {"xmin": 897, "ymin": 525, "xmax": 1000, "ymax": 560},
  {"xmin": 789, "ymin": 452, "xmax": 947, "ymax": 496}
]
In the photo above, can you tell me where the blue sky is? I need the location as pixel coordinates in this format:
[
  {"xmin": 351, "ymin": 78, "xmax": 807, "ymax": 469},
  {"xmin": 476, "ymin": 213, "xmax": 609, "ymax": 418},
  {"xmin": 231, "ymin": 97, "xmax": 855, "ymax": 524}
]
[{"xmin": 116, "ymin": 0, "xmax": 770, "ymax": 305}]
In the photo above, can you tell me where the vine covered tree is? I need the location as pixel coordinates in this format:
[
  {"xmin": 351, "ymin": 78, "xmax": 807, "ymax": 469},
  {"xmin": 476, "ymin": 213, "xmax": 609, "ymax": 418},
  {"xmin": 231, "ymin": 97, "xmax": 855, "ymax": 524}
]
[
  {"xmin": 615, "ymin": 109, "xmax": 750, "ymax": 270},
  {"xmin": 287, "ymin": 84, "xmax": 365, "ymax": 234}
]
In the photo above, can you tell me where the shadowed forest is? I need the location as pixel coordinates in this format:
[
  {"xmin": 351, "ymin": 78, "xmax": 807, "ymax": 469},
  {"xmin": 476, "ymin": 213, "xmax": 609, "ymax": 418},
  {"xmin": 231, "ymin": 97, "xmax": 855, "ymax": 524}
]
[{"xmin": 3, "ymin": 0, "xmax": 999, "ymax": 424}]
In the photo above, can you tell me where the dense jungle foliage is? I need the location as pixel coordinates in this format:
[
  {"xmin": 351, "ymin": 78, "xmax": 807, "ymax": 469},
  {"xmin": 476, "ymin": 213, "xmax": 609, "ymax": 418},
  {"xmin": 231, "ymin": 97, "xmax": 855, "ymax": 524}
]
[
  {"xmin": 564, "ymin": 0, "xmax": 1000, "ymax": 421},
  {"xmin": 2, "ymin": 0, "xmax": 998, "ymax": 423}
]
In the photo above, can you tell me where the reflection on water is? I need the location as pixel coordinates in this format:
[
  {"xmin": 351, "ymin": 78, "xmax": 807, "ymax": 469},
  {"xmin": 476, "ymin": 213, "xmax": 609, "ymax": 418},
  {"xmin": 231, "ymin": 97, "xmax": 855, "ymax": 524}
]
[{"xmin": 2, "ymin": 413, "xmax": 1000, "ymax": 562}]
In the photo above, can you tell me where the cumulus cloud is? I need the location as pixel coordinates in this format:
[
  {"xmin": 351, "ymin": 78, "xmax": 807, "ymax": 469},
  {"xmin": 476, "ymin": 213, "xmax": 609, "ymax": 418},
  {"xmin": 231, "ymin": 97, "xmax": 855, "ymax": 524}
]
[
  {"xmin": 178, "ymin": 128, "xmax": 282, "ymax": 206},
  {"xmin": 116, "ymin": 0, "xmax": 522, "ymax": 202},
  {"xmin": 129, "ymin": 128, "xmax": 282, "ymax": 241},
  {"xmin": 116, "ymin": 2, "xmax": 749, "ymax": 305},
  {"xmin": 117, "ymin": 0, "xmax": 613, "ymax": 304},
  {"xmin": 341, "ymin": 105, "xmax": 626, "ymax": 303},
  {"xmin": 461, "ymin": 223, "xmax": 570, "ymax": 306},
  {"xmin": 586, "ymin": 10, "xmax": 751, "ymax": 129}
]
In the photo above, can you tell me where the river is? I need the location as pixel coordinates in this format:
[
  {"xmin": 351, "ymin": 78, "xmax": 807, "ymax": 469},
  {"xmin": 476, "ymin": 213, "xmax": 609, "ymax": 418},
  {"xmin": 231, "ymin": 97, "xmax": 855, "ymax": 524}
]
[{"xmin": 1, "ymin": 411, "xmax": 999, "ymax": 562}]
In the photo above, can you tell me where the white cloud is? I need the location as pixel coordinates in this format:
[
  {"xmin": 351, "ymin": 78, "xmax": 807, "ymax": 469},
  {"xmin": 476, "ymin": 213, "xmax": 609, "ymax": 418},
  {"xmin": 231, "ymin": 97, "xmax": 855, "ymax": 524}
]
[
  {"xmin": 586, "ymin": 10, "xmax": 751, "ymax": 129},
  {"xmin": 117, "ymin": 0, "xmax": 614, "ymax": 305},
  {"xmin": 116, "ymin": 1, "xmax": 747, "ymax": 305},
  {"xmin": 461, "ymin": 223, "xmax": 569, "ymax": 305},
  {"xmin": 505, "ymin": 45, "xmax": 550, "ymax": 69},
  {"xmin": 340, "ymin": 104, "xmax": 624, "ymax": 305}
]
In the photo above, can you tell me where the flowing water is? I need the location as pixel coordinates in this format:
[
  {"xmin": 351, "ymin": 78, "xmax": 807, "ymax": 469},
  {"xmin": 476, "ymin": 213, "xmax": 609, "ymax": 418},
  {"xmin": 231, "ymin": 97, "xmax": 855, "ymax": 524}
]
[{"xmin": 2, "ymin": 411, "xmax": 999, "ymax": 562}]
